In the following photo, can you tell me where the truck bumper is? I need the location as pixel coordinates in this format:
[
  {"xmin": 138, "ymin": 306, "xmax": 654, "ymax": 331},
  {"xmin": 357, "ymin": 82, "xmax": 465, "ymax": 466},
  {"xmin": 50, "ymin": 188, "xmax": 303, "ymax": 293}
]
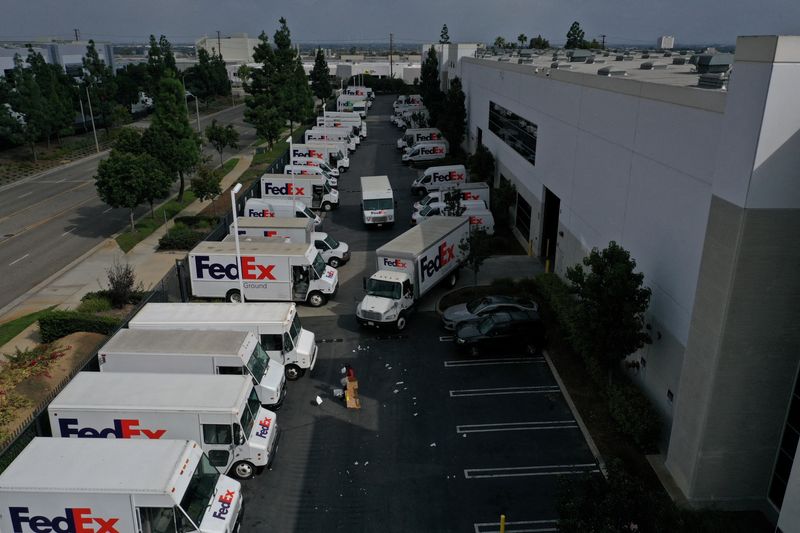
[
  {"xmin": 267, "ymin": 382, "xmax": 288, "ymax": 411},
  {"xmin": 356, "ymin": 316, "xmax": 394, "ymax": 328},
  {"xmin": 267, "ymin": 426, "xmax": 281, "ymax": 469}
]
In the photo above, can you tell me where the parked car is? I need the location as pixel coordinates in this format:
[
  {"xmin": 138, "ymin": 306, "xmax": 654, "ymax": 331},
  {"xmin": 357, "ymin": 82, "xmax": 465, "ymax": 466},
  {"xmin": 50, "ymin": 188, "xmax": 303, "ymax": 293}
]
[
  {"xmin": 454, "ymin": 310, "xmax": 543, "ymax": 357},
  {"xmin": 442, "ymin": 295, "xmax": 538, "ymax": 330}
]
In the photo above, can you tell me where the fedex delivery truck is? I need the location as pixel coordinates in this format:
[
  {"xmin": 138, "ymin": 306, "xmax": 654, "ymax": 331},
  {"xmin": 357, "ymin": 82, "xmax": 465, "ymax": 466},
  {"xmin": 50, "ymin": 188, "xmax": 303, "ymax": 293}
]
[
  {"xmin": 305, "ymin": 128, "xmax": 357, "ymax": 152},
  {"xmin": 360, "ymin": 175, "xmax": 395, "ymax": 226},
  {"xmin": 128, "ymin": 302, "xmax": 318, "ymax": 381},
  {"xmin": 344, "ymin": 85, "xmax": 374, "ymax": 100},
  {"xmin": 394, "ymin": 109, "xmax": 430, "ymax": 129},
  {"xmin": 414, "ymin": 182, "xmax": 490, "ymax": 211},
  {"xmin": 397, "ymin": 128, "xmax": 442, "ymax": 150},
  {"xmin": 244, "ymin": 198, "xmax": 321, "ymax": 227},
  {"xmin": 0, "ymin": 438, "xmax": 243, "ymax": 533},
  {"xmin": 337, "ymin": 95, "xmax": 368, "ymax": 116},
  {"xmin": 411, "ymin": 200, "xmax": 486, "ymax": 225},
  {"xmin": 289, "ymin": 156, "xmax": 340, "ymax": 178},
  {"xmin": 310, "ymin": 125, "xmax": 359, "ymax": 147},
  {"xmin": 292, "ymin": 143, "xmax": 350, "ymax": 171},
  {"xmin": 394, "ymin": 94, "xmax": 422, "ymax": 109},
  {"xmin": 262, "ymin": 174, "xmax": 339, "ymax": 212},
  {"xmin": 402, "ymin": 140, "xmax": 449, "ymax": 164},
  {"xmin": 318, "ymin": 112, "xmax": 367, "ymax": 137},
  {"xmin": 411, "ymin": 164, "xmax": 467, "ymax": 195},
  {"xmin": 230, "ymin": 217, "xmax": 350, "ymax": 267},
  {"xmin": 49, "ymin": 372, "xmax": 279, "ymax": 480},
  {"xmin": 356, "ymin": 216, "xmax": 469, "ymax": 330},
  {"xmin": 189, "ymin": 241, "xmax": 338, "ymax": 307}
]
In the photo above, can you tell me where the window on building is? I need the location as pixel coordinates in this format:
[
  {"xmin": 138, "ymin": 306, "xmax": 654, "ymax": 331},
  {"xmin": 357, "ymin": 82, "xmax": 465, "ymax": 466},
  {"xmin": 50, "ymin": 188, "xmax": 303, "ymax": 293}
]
[
  {"xmin": 488, "ymin": 101, "xmax": 538, "ymax": 165},
  {"xmin": 515, "ymin": 193, "xmax": 532, "ymax": 240},
  {"xmin": 769, "ymin": 373, "xmax": 800, "ymax": 509},
  {"xmin": 64, "ymin": 64, "xmax": 83, "ymax": 79}
]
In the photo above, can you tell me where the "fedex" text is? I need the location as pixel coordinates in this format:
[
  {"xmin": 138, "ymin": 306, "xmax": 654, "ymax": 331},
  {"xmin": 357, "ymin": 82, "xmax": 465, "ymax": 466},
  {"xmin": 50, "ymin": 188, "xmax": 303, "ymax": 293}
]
[
  {"xmin": 58, "ymin": 418, "xmax": 166, "ymax": 439},
  {"xmin": 10, "ymin": 507, "xmax": 119, "ymax": 533}
]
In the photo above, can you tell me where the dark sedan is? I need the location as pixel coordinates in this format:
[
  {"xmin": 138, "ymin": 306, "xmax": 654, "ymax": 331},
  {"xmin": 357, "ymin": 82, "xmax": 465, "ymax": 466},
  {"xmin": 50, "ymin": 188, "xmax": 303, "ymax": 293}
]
[
  {"xmin": 442, "ymin": 295, "xmax": 538, "ymax": 330},
  {"xmin": 454, "ymin": 310, "xmax": 543, "ymax": 357}
]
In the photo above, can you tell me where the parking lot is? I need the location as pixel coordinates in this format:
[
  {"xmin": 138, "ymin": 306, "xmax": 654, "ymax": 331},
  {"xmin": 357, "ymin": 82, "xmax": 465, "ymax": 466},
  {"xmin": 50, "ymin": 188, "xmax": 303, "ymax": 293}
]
[{"xmin": 240, "ymin": 96, "xmax": 600, "ymax": 531}]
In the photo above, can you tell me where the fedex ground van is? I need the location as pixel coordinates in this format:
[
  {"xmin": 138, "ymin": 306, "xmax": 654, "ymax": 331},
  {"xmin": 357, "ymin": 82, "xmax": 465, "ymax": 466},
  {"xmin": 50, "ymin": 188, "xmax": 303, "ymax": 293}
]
[
  {"xmin": 293, "ymin": 143, "xmax": 350, "ymax": 171},
  {"xmin": 305, "ymin": 128, "xmax": 357, "ymax": 151},
  {"xmin": 413, "ymin": 182, "xmax": 490, "ymax": 211},
  {"xmin": 244, "ymin": 198, "xmax": 321, "ymax": 227},
  {"xmin": 411, "ymin": 164, "xmax": 467, "ymax": 195},
  {"xmin": 0, "ymin": 438, "xmax": 243, "ymax": 533},
  {"xmin": 189, "ymin": 241, "xmax": 338, "ymax": 306},
  {"xmin": 402, "ymin": 140, "xmax": 449, "ymax": 164},
  {"xmin": 262, "ymin": 174, "xmax": 339, "ymax": 212},
  {"xmin": 49, "ymin": 372, "xmax": 279, "ymax": 480},
  {"xmin": 397, "ymin": 128, "xmax": 442, "ymax": 150},
  {"xmin": 317, "ymin": 113, "xmax": 366, "ymax": 138}
]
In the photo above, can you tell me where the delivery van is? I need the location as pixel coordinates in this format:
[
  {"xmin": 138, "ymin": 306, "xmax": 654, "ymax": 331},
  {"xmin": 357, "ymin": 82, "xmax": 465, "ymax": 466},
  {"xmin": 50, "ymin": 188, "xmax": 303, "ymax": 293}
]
[
  {"xmin": 360, "ymin": 175, "xmax": 395, "ymax": 226},
  {"xmin": 0, "ymin": 438, "xmax": 243, "ymax": 533},
  {"xmin": 410, "ymin": 200, "xmax": 487, "ymax": 225},
  {"xmin": 318, "ymin": 112, "xmax": 367, "ymax": 137},
  {"xmin": 466, "ymin": 209, "xmax": 496, "ymax": 235},
  {"xmin": 49, "ymin": 372, "xmax": 279, "ymax": 480},
  {"xmin": 337, "ymin": 95, "xmax": 368, "ymax": 116},
  {"xmin": 283, "ymin": 164, "xmax": 338, "ymax": 188},
  {"xmin": 402, "ymin": 140, "xmax": 449, "ymax": 164},
  {"xmin": 411, "ymin": 164, "xmax": 467, "ymax": 195},
  {"xmin": 413, "ymin": 182, "xmax": 490, "ymax": 211},
  {"xmin": 262, "ymin": 174, "xmax": 339, "ymax": 212},
  {"xmin": 293, "ymin": 142, "xmax": 350, "ymax": 171},
  {"xmin": 245, "ymin": 198, "xmax": 321, "ymax": 227},
  {"xmin": 290, "ymin": 156, "xmax": 340, "ymax": 178},
  {"xmin": 394, "ymin": 94, "xmax": 422, "ymax": 109},
  {"xmin": 129, "ymin": 302, "xmax": 318, "ymax": 380},
  {"xmin": 231, "ymin": 217, "xmax": 350, "ymax": 267},
  {"xmin": 394, "ymin": 109, "xmax": 430, "ymax": 129},
  {"xmin": 397, "ymin": 128, "xmax": 442, "ymax": 150},
  {"xmin": 305, "ymin": 128, "xmax": 357, "ymax": 151},
  {"xmin": 311, "ymin": 125, "xmax": 360, "ymax": 147},
  {"xmin": 189, "ymin": 241, "xmax": 338, "ymax": 306}
]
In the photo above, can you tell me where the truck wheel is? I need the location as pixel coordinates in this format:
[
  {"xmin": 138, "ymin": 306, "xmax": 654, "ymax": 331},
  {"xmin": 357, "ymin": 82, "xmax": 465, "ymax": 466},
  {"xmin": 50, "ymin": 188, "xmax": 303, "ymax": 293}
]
[
  {"xmin": 328, "ymin": 257, "xmax": 341, "ymax": 268},
  {"xmin": 226, "ymin": 289, "xmax": 242, "ymax": 303},
  {"xmin": 322, "ymin": 202, "xmax": 333, "ymax": 212},
  {"xmin": 285, "ymin": 364, "xmax": 306, "ymax": 381},
  {"xmin": 308, "ymin": 291, "xmax": 327, "ymax": 307},
  {"xmin": 395, "ymin": 314, "xmax": 407, "ymax": 331},
  {"xmin": 232, "ymin": 461, "xmax": 256, "ymax": 480}
]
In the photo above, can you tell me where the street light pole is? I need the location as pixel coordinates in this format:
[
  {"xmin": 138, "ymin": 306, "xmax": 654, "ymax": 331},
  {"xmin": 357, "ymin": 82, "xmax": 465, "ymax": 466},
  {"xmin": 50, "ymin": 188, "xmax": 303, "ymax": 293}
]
[
  {"xmin": 85, "ymin": 87, "xmax": 100, "ymax": 153},
  {"xmin": 194, "ymin": 95, "xmax": 201, "ymax": 134},
  {"xmin": 230, "ymin": 183, "xmax": 245, "ymax": 303}
]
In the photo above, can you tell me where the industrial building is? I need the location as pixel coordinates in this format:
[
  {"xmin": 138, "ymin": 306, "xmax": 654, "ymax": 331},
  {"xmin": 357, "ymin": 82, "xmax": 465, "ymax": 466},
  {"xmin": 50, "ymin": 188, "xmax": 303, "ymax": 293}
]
[
  {"xmin": 457, "ymin": 35, "xmax": 800, "ymax": 526},
  {"xmin": 195, "ymin": 33, "xmax": 259, "ymax": 63},
  {"xmin": 0, "ymin": 40, "xmax": 114, "ymax": 78}
]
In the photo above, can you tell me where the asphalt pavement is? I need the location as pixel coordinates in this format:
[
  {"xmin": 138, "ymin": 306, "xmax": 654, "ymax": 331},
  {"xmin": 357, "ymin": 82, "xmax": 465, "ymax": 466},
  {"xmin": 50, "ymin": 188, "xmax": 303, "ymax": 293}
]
[{"xmin": 0, "ymin": 105, "xmax": 256, "ymax": 312}]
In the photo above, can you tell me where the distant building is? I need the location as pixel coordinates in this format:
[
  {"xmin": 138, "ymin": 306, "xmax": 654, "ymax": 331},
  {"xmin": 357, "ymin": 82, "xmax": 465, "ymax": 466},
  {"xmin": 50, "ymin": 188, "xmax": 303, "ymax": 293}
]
[
  {"xmin": 0, "ymin": 40, "xmax": 114, "ymax": 78},
  {"xmin": 196, "ymin": 33, "xmax": 258, "ymax": 63},
  {"xmin": 658, "ymin": 35, "xmax": 675, "ymax": 49},
  {"xmin": 422, "ymin": 42, "xmax": 482, "ymax": 91}
]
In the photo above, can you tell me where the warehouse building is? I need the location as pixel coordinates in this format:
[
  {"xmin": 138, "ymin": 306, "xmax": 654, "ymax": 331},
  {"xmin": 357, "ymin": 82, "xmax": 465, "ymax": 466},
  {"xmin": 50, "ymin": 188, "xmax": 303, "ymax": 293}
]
[
  {"xmin": 0, "ymin": 40, "xmax": 114, "ymax": 78},
  {"xmin": 458, "ymin": 35, "xmax": 800, "ymax": 524}
]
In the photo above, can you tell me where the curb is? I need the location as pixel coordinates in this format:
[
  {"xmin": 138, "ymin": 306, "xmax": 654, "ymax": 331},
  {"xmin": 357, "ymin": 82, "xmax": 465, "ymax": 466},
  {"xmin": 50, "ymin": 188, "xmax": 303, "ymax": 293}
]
[
  {"xmin": 543, "ymin": 350, "xmax": 608, "ymax": 478},
  {"xmin": 0, "ymin": 149, "xmax": 111, "ymax": 193}
]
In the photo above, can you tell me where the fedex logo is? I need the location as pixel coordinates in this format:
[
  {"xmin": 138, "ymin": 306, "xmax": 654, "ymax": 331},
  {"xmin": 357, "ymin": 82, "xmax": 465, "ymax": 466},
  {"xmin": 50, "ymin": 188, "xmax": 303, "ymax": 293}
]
[
  {"xmin": 419, "ymin": 133, "xmax": 439, "ymax": 141},
  {"xmin": 9, "ymin": 507, "xmax": 119, "ymax": 533},
  {"xmin": 420, "ymin": 147, "xmax": 445, "ymax": 156},
  {"xmin": 463, "ymin": 192, "xmax": 482, "ymax": 200},
  {"xmin": 255, "ymin": 416, "xmax": 272, "ymax": 438},
  {"xmin": 264, "ymin": 182, "xmax": 304, "ymax": 196},
  {"xmin": 212, "ymin": 490, "xmax": 237, "ymax": 520},
  {"xmin": 248, "ymin": 209, "xmax": 275, "ymax": 217},
  {"xmin": 263, "ymin": 230, "xmax": 288, "ymax": 238},
  {"xmin": 383, "ymin": 258, "xmax": 407, "ymax": 268},
  {"xmin": 420, "ymin": 241, "xmax": 456, "ymax": 282},
  {"xmin": 58, "ymin": 418, "xmax": 166, "ymax": 439},
  {"xmin": 431, "ymin": 171, "xmax": 464, "ymax": 183},
  {"xmin": 194, "ymin": 256, "xmax": 276, "ymax": 281},
  {"xmin": 469, "ymin": 216, "xmax": 485, "ymax": 225}
]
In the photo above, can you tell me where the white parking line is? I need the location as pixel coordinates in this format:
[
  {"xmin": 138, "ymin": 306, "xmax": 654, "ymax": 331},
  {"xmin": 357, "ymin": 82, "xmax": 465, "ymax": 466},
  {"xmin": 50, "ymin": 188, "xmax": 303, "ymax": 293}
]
[
  {"xmin": 450, "ymin": 385, "xmax": 560, "ymax": 398},
  {"xmin": 17, "ymin": 191, "xmax": 33, "ymax": 199},
  {"xmin": 456, "ymin": 420, "xmax": 577, "ymax": 434},
  {"xmin": 464, "ymin": 463, "xmax": 599, "ymax": 479},
  {"xmin": 9, "ymin": 253, "xmax": 29, "ymax": 266},
  {"xmin": 439, "ymin": 335, "xmax": 454, "ymax": 341},
  {"xmin": 61, "ymin": 229, "xmax": 72, "ymax": 237},
  {"xmin": 474, "ymin": 519, "xmax": 559, "ymax": 533},
  {"xmin": 444, "ymin": 357, "xmax": 545, "ymax": 367},
  {"xmin": 102, "ymin": 207, "xmax": 113, "ymax": 214}
]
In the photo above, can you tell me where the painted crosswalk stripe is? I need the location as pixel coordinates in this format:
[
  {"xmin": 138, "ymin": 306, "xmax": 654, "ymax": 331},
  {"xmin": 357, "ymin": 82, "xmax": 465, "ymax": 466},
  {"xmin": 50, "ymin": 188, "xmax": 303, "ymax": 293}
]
[
  {"xmin": 450, "ymin": 385, "xmax": 559, "ymax": 398},
  {"xmin": 444, "ymin": 357, "xmax": 544, "ymax": 367},
  {"xmin": 457, "ymin": 420, "xmax": 577, "ymax": 434},
  {"xmin": 473, "ymin": 519, "xmax": 559, "ymax": 533},
  {"xmin": 464, "ymin": 463, "xmax": 599, "ymax": 479}
]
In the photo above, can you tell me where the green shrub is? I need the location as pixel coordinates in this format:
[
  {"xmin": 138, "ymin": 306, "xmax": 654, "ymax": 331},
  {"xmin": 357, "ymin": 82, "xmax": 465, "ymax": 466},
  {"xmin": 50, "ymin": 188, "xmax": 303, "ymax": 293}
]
[
  {"xmin": 174, "ymin": 215, "xmax": 218, "ymax": 229},
  {"xmin": 76, "ymin": 295, "xmax": 112, "ymax": 314},
  {"xmin": 81, "ymin": 290, "xmax": 145, "ymax": 305},
  {"xmin": 106, "ymin": 261, "xmax": 140, "ymax": 308},
  {"xmin": 158, "ymin": 223, "xmax": 205, "ymax": 251},
  {"xmin": 38, "ymin": 311, "xmax": 121, "ymax": 343},
  {"xmin": 606, "ymin": 379, "xmax": 661, "ymax": 451}
]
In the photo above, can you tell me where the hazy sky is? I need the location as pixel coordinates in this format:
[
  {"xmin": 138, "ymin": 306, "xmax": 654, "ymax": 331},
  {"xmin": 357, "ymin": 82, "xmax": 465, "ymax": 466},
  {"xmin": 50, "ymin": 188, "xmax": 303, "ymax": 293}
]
[{"xmin": 2, "ymin": 0, "xmax": 799, "ymax": 46}]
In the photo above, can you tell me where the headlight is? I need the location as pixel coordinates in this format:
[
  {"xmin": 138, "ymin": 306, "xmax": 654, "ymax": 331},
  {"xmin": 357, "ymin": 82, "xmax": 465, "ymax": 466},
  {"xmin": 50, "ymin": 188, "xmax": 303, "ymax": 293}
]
[{"xmin": 456, "ymin": 338, "xmax": 465, "ymax": 344}]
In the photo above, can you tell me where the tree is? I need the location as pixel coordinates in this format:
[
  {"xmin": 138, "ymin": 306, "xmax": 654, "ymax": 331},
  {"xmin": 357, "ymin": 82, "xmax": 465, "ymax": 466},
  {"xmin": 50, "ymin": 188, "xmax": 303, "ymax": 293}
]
[
  {"xmin": 185, "ymin": 48, "xmax": 231, "ymax": 103},
  {"xmin": 95, "ymin": 150, "xmax": 168, "ymax": 229},
  {"xmin": 287, "ymin": 54, "xmax": 314, "ymax": 131},
  {"xmin": 142, "ymin": 77, "xmax": 201, "ymax": 201},
  {"xmin": 467, "ymin": 143, "xmax": 495, "ymax": 182},
  {"xmin": 82, "ymin": 40, "xmax": 124, "ymax": 133},
  {"xmin": 147, "ymin": 35, "xmax": 177, "ymax": 97},
  {"xmin": 493, "ymin": 36, "xmax": 507, "ymax": 49},
  {"xmin": 191, "ymin": 161, "xmax": 223, "ymax": 214},
  {"xmin": 440, "ymin": 24, "xmax": 450, "ymax": 44},
  {"xmin": 113, "ymin": 127, "xmax": 144, "ymax": 154},
  {"xmin": 459, "ymin": 229, "xmax": 493, "ymax": 286},
  {"xmin": 0, "ymin": 54, "xmax": 47, "ymax": 160},
  {"xmin": 420, "ymin": 46, "xmax": 444, "ymax": 125},
  {"xmin": 271, "ymin": 18, "xmax": 311, "ymax": 132},
  {"xmin": 205, "ymin": 119, "xmax": 240, "ymax": 167},
  {"xmin": 115, "ymin": 63, "xmax": 150, "ymax": 110},
  {"xmin": 27, "ymin": 47, "xmax": 74, "ymax": 147},
  {"xmin": 243, "ymin": 31, "xmax": 284, "ymax": 148},
  {"xmin": 565, "ymin": 242, "xmax": 652, "ymax": 379},
  {"xmin": 437, "ymin": 77, "xmax": 466, "ymax": 154},
  {"xmin": 565, "ymin": 21, "xmax": 586, "ymax": 49},
  {"xmin": 310, "ymin": 48, "xmax": 332, "ymax": 104},
  {"xmin": 530, "ymin": 35, "xmax": 550, "ymax": 49},
  {"xmin": 517, "ymin": 34, "xmax": 528, "ymax": 49}
]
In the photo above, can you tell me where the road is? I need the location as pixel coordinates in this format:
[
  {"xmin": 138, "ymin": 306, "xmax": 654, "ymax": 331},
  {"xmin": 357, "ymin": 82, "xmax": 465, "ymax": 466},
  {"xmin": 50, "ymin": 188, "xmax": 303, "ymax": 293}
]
[{"xmin": 0, "ymin": 105, "xmax": 257, "ymax": 313}]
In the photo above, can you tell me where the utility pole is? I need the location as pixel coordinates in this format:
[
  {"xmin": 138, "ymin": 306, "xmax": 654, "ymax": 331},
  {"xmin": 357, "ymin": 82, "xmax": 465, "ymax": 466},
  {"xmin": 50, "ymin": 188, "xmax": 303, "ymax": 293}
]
[
  {"xmin": 85, "ymin": 87, "xmax": 100, "ymax": 153},
  {"xmin": 216, "ymin": 30, "xmax": 222, "ymax": 56},
  {"xmin": 389, "ymin": 33, "xmax": 394, "ymax": 79},
  {"xmin": 73, "ymin": 29, "xmax": 80, "ymax": 41},
  {"xmin": 600, "ymin": 34, "xmax": 607, "ymax": 49}
]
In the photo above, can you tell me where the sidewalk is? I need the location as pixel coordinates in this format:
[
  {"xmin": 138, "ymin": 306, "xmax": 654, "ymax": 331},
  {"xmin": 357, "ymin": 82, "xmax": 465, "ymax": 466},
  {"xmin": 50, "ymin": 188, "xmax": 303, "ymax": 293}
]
[{"xmin": 0, "ymin": 154, "xmax": 253, "ymax": 353}]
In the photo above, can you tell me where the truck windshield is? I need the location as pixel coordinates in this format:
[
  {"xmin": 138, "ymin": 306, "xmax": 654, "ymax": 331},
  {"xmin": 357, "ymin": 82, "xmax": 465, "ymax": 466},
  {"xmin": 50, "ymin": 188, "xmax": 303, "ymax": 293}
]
[
  {"xmin": 239, "ymin": 387, "xmax": 260, "ymax": 437},
  {"xmin": 303, "ymin": 207, "xmax": 316, "ymax": 220},
  {"xmin": 323, "ymin": 235, "xmax": 340, "ymax": 250},
  {"xmin": 367, "ymin": 279, "xmax": 401, "ymax": 299},
  {"xmin": 178, "ymin": 453, "xmax": 220, "ymax": 531},
  {"xmin": 418, "ymin": 194, "xmax": 435, "ymax": 207},
  {"xmin": 420, "ymin": 205, "xmax": 438, "ymax": 217},
  {"xmin": 246, "ymin": 343, "xmax": 269, "ymax": 382},
  {"xmin": 311, "ymin": 253, "xmax": 326, "ymax": 279},
  {"xmin": 324, "ymin": 182, "xmax": 333, "ymax": 194},
  {"xmin": 363, "ymin": 198, "xmax": 394, "ymax": 210}
]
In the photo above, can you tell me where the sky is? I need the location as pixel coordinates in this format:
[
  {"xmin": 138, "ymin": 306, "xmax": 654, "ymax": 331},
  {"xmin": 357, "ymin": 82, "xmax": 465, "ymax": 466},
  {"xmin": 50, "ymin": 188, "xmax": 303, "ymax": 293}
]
[{"xmin": 1, "ymin": 0, "xmax": 799, "ymax": 46}]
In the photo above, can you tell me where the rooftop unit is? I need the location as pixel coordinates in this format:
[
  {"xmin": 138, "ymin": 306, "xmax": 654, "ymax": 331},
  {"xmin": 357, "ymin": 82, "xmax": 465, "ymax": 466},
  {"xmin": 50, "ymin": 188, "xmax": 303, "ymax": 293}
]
[
  {"xmin": 597, "ymin": 66, "xmax": 628, "ymax": 77},
  {"xmin": 697, "ymin": 72, "xmax": 729, "ymax": 90},
  {"xmin": 696, "ymin": 53, "xmax": 734, "ymax": 74},
  {"xmin": 641, "ymin": 62, "xmax": 668, "ymax": 70}
]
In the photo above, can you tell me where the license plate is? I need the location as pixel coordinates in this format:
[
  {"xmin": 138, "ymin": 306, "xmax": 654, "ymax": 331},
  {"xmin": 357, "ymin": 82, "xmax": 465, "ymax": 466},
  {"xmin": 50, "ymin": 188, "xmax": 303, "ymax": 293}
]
[{"xmin": 367, "ymin": 321, "xmax": 374, "ymax": 326}]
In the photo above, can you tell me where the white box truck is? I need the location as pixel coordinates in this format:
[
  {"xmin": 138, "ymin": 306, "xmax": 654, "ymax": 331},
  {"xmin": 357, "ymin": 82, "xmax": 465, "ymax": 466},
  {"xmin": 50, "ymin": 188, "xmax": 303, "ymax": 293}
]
[
  {"xmin": 0, "ymin": 438, "xmax": 242, "ymax": 533},
  {"xmin": 317, "ymin": 112, "xmax": 366, "ymax": 137},
  {"xmin": 310, "ymin": 125, "xmax": 359, "ymax": 147},
  {"xmin": 49, "ymin": 372, "xmax": 279, "ymax": 480},
  {"xmin": 402, "ymin": 140, "xmax": 449, "ymax": 164},
  {"xmin": 397, "ymin": 128, "xmax": 442, "ymax": 150},
  {"xmin": 356, "ymin": 216, "xmax": 469, "ymax": 330},
  {"xmin": 360, "ymin": 175, "xmax": 395, "ymax": 227},
  {"xmin": 337, "ymin": 95, "xmax": 367, "ymax": 116},
  {"xmin": 189, "ymin": 241, "xmax": 338, "ymax": 307},
  {"xmin": 282, "ymin": 164, "xmax": 338, "ymax": 187},
  {"xmin": 262, "ymin": 174, "xmax": 339, "ymax": 212},
  {"xmin": 413, "ymin": 182, "xmax": 490, "ymax": 211},
  {"xmin": 289, "ymin": 155, "xmax": 340, "ymax": 178},
  {"xmin": 128, "ymin": 302, "xmax": 318, "ymax": 381},
  {"xmin": 410, "ymin": 164, "xmax": 467, "ymax": 195},
  {"xmin": 231, "ymin": 217, "xmax": 350, "ymax": 267},
  {"xmin": 394, "ymin": 94, "xmax": 422, "ymax": 109},
  {"xmin": 305, "ymin": 128, "xmax": 357, "ymax": 151},
  {"xmin": 293, "ymin": 143, "xmax": 350, "ymax": 171},
  {"xmin": 244, "ymin": 198, "xmax": 322, "ymax": 227},
  {"xmin": 394, "ymin": 108, "xmax": 429, "ymax": 129}
]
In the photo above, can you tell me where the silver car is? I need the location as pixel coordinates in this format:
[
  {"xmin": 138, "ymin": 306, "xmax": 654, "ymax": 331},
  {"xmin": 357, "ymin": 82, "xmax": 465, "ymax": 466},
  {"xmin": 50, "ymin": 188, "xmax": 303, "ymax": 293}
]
[{"xmin": 442, "ymin": 295, "xmax": 538, "ymax": 330}]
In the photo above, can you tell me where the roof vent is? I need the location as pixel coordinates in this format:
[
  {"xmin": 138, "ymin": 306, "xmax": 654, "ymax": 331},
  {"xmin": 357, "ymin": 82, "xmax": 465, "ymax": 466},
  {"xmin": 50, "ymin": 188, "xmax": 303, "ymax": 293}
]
[
  {"xmin": 550, "ymin": 62, "xmax": 572, "ymax": 69},
  {"xmin": 597, "ymin": 66, "xmax": 627, "ymax": 77},
  {"xmin": 623, "ymin": 56, "xmax": 634, "ymax": 61},
  {"xmin": 585, "ymin": 56, "xmax": 595, "ymax": 64},
  {"xmin": 698, "ymin": 72, "xmax": 729, "ymax": 90},
  {"xmin": 570, "ymin": 50, "xmax": 592, "ymax": 62},
  {"xmin": 641, "ymin": 62, "xmax": 668, "ymax": 70},
  {"xmin": 615, "ymin": 55, "xmax": 625, "ymax": 61},
  {"xmin": 663, "ymin": 51, "xmax": 673, "ymax": 57},
  {"xmin": 696, "ymin": 53, "xmax": 734, "ymax": 74},
  {"xmin": 594, "ymin": 59, "xmax": 606, "ymax": 64},
  {"xmin": 672, "ymin": 57, "xmax": 687, "ymax": 65},
  {"xmin": 641, "ymin": 53, "xmax": 650, "ymax": 59},
  {"xmin": 603, "ymin": 52, "xmax": 610, "ymax": 57}
]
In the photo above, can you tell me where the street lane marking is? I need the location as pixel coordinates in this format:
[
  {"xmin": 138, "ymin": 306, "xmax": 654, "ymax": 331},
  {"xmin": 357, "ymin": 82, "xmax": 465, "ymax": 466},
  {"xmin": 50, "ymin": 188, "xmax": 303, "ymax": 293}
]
[
  {"xmin": 61, "ymin": 229, "xmax": 73, "ymax": 237},
  {"xmin": 102, "ymin": 207, "xmax": 113, "ymax": 213},
  {"xmin": 0, "ymin": 196, "xmax": 95, "ymax": 248},
  {"xmin": 456, "ymin": 420, "xmax": 577, "ymax": 434},
  {"xmin": 464, "ymin": 463, "xmax": 599, "ymax": 479},
  {"xmin": 444, "ymin": 357, "xmax": 545, "ymax": 367},
  {"xmin": 450, "ymin": 385, "xmax": 560, "ymax": 398},
  {"xmin": 9, "ymin": 253, "xmax": 29, "ymax": 266},
  {"xmin": 474, "ymin": 519, "xmax": 558, "ymax": 533},
  {"xmin": 17, "ymin": 191, "xmax": 33, "ymax": 199},
  {"xmin": 0, "ymin": 181, "xmax": 91, "ymax": 224}
]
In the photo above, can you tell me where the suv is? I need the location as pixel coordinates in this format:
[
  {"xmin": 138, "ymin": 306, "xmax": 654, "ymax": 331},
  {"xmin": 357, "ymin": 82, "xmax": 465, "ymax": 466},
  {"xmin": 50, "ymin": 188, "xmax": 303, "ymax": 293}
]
[{"xmin": 454, "ymin": 310, "xmax": 543, "ymax": 357}]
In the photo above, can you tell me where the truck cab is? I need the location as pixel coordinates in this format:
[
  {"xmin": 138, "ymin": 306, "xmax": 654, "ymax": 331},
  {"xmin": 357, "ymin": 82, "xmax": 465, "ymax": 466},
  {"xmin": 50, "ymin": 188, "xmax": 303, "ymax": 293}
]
[
  {"xmin": 290, "ymin": 156, "xmax": 340, "ymax": 178},
  {"xmin": 360, "ymin": 175, "xmax": 395, "ymax": 226},
  {"xmin": 312, "ymin": 232, "xmax": 350, "ymax": 268},
  {"xmin": 283, "ymin": 164, "xmax": 338, "ymax": 188},
  {"xmin": 357, "ymin": 270, "xmax": 415, "ymax": 331}
]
